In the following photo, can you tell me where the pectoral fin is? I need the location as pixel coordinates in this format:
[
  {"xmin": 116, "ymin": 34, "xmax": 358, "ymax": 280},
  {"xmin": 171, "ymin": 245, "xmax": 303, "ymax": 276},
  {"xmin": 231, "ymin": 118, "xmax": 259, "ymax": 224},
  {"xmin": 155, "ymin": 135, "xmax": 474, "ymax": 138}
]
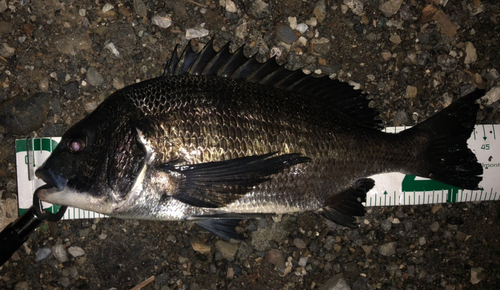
[{"xmin": 162, "ymin": 152, "xmax": 311, "ymax": 208}]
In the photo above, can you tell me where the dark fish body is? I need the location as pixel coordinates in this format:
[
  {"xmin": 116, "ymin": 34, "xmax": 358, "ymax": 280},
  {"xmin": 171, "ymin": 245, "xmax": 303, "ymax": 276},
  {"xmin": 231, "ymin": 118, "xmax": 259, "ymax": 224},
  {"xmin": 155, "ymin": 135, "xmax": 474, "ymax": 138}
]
[{"xmin": 36, "ymin": 40, "xmax": 483, "ymax": 239}]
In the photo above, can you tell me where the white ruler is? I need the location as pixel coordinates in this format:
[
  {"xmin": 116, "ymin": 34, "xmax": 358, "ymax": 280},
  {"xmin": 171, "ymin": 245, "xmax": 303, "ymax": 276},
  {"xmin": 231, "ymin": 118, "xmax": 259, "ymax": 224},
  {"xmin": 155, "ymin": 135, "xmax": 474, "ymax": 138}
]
[{"xmin": 15, "ymin": 125, "xmax": 500, "ymax": 220}]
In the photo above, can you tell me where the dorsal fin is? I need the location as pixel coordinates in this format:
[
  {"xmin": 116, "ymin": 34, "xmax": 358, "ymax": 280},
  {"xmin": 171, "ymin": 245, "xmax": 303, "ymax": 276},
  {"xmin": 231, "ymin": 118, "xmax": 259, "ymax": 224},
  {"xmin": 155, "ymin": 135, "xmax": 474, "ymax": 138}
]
[{"xmin": 163, "ymin": 39, "xmax": 382, "ymax": 129}]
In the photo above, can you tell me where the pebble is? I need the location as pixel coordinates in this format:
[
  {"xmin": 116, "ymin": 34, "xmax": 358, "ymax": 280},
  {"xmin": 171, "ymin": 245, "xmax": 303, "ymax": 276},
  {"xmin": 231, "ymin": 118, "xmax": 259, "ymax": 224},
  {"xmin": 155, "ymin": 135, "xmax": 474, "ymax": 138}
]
[
  {"xmin": 418, "ymin": 237, "xmax": 426, "ymax": 246},
  {"xmin": 464, "ymin": 42, "xmax": 477, "ymax": 64},
  {"xmin": 152, "ymin": 14, "xmax": 172, "ymax": 29},
  {"xmin": 389, "ymin": 34, "xmax": 401, "ymax": 45},
  {"xmin": 133, "ymin": 0, "xmax": 147, "ymax": 18},
  {"xmin": 317, "ymin": 273, "xmax": 351, "ymax": 290},
  {"xmin": 378, "ymin": 0, "xmax": 403, "ymax": 17},
  {"xmin": 344, "ymin": 0, "xmax": 364, "ymax": 16},
  {"xmin": 0, "ymin": 43, "xmax": 15, "ymax": 58},
  {"xmin": 394, "ymin": 110, "xmax": 409, "ymax": 126},
  {"xmin": 0, "ymin": 92, "xmax": 51, "ymax": 135},
  {"xmin": 102, "ymin": 3, "xmax": 114, "ymax": 13},
  {"xmin": 0, "ymin": 20, "xmax": 13, "ymax": 34},
  {"xmin": 275, "ymin": 23, "xmax": 298, "ymax": 44},
  {"xmin": 186, "ymin": 28, "xmax": 209, "ymax": 40},
  {"xmin": 215, "ymin": 241, "xmax": 238, "ymax": 261},
  {"xmin": 0, "ymin": 0, "xmax": 7, "ymax": 13},
  {"xmin": 298, "ymin": 256, "xmax": 308, "ymax": 267},
  {"xmin": 483, "ymin": 87, "xmax": 500, "ymax": 106},
  {"xmin": 190, "ymin": 237, "xmax": 211, "ymax": 255},
  {"xmin": 313, "ymin": 0, "xmax": 326, "ymax": 24},
  {"xmin": 379, "ymin": 242, "xmax": 397, "ymax": 256},
  {"xmin": 305, "ymin": 17, "xmax": 318, "ymax": 27},
  {"xmin": 54, "ymin": 33, "xmax": 92, "ymax": 55},
  {"xmin": 68, "ymin": 246, "xmax": 85, "ymax": 258},
  {"xmin": 35, "ymin": 248, "xmax": 52, "ymax": 262},
  {"xmin": 381, "ymin": 219, "xmax": 392, "ymax": 232},
  {"xmin": 485, "ymin": 68, "xmax": 500, "ymax": 81},
  {"xmin": 293, "ymin": 238, "xmax": 307, "ymax": 249},
  {"xmin": 105, "ymin": 42, "xmax": 120, "ymax": 57},
  {"xmin": 61, "ymin": 81, "xmax": 79, "ymax": 100},
  {"xmin": 250, "ymin": 0, "xmax": 270, "ymax": 19},
  {"xmin": 295, "ymin": 23, "xmax": 308, "ymax": 34},
  {"xmin": 265, "ymin": 248, "xmax": 286, "ymax": 270},
  {"xmin": 470, "ymin": 267, "xmax": 485, "ymax": 284},
  {"xmin": 405, "ymin": 85, "xmax": 417, "ymax": 98},
  {"xmin": 223, "ymin": 0, "xmax": 238, "ymax": 13},
  {"xmin": 433, "ymin": 10, "xmax": 457, "ymax": 37},
  {"xmin": 14, "ymin": 281, "xmax": 29, "ymax": 290},
  {"xmin": 86, "ymin": 67, "xmax": 104, "ymax": 87},
  {"xmin": 52, "ymin": 244, "xmax": 68, "ymax": 263},
  {"xmin": 288, "ymin": 17, "xmax": 297, "ymax": 30},
  {"xmin": 437, "ymin": 54, "xmax": 458, "ymax": 72},
  {"xmin": 381, "ymin": 51, "xmax": 392, "ymax": 61},
  {"xmin": 362, "ymin": 245, "xmax": 373, "ymax": 255},
  {"xmin": 429, "ymin": 221, "xmax": 440, "ymax": 232}
]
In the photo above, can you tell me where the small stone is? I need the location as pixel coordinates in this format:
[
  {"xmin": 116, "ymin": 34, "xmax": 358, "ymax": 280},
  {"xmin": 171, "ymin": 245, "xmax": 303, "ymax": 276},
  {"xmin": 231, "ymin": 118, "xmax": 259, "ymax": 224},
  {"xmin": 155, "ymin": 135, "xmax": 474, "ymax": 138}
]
[
  {"xmin": 0, "ymin": 20, "xmax": 13, "ymax": 34},
  {"xmin": 485, "ymin": 68, "xmax": 500, "ymax": 81},
  {"xmin": 470, "ymin": 267, "xmax": 485, "ymax": 284},
  {"xmin": 190, "ymin": 237, "xmax": 211, "ymax": 254},
  {"xmin": 102, "ymin": 3, "xmax": 114, "ymax": 13},
  {"xmin": 437, "ymin": 54, "xmax": 458, "ymax": 72},
  {"xmin": 317, "ymin": 274, "xmax": 350, "ymax": 290},
  {"xmin": 151, "ymin": 14, "xmax": 172, "ymax": 29},
  {"xmin": 344, "ymin": 0, "xmax": 364, "ymax": 16},
  {"xmin": 186, "ymin": 28, "xmax": 209, "ymax": 40},
  {"xmin": 215, "ymin": 241, "xmax": 238, "ymax": 261},
  {"xmin": 275, "ymin": 23, "xmax": 298, "ymax": 44},
  {"xmin": 293, "ymin": 238, "xmax": 307, "ymax": 249},
  {"xmin": 405, "ymin": 86, "xmax": 417, "ymax": 98},
  {"xmin": 53, "ymin": 244, "xmax": 68, "ymax": 263},
  {"xmin": 0, "ymin": 43, "xmax": 15, "ymax": 58},
  {"xmin": 133, "ymin": 0, "xmax": 148, "ymax": 18},
  {"xmin": 431, "ymin": 204, "xmax": 442, "ymax": 214},
  {"xmin": 112, "ymin": 78, "xmax": 125, "ymax": 90},
  {"xmin": 313, "ymin": 0, "xmax": 326, "ymax": 24},
  {"xmin": 381, "ymin": 51, "xmax": 392, "ymax": 61},
  {"xmin": 250, "ymin": 0, "xmax": 269, "ymax": 19},
  {"xmin": 429, "ymin": 221, "xmax": 440, "ymax": 232},
  {"xmin": 224, "ymin": 0, "xmax": 238, "ymax": 13},
  {"xmin": 418, "ymin": 237, "xmax": 426, "ymax": 246},
  {"xmin": 68, "ymin": 246, "xmax": 85, "ymax": 258},
  {"xmin": 14, "ymin": 281, "xmax": 30, "ymax": 290},
  {"xmin": 378, "ymin": 0, "xmax": 403, "ymax": 17},
  {"xmin": 298, "ymin": 256, "xmax": 308, "ymax": 267},
  {"xmin": 99, "ymin": 232, "xmax": 107, "ymax": 239},
  {"xmin": 379, "ymin": 242, "xmax": 397, "ymax": 256},
  {"xmin": 86, "ymin": 67, "xmax": 104, "ymax": 87},
  {"xmin": 389, "ymin": 34, "xmax": 401, "ymax": 45},
  {"xmin": 362, "ymin": 245, "xmax": 373, "ymax": 255},
  {"xmin": 295, "ymin": 23, "xmax": 308, "ymax": 34},
  {"xmin": 79, "ymin": 8, "xmax": 86, "ymax": 16},
  {"xmin": 36, "ymin": 248, "xmax": 52, "ymax": 262},
  {"xmin": 265, "ymin": 248, "xmax": 286, "ymax": 270},
  {"xmin": 341, "ymin": 4, "xmax": 348, "ymax": 14},
  {"xmin": 482, "ymin": 87, "xmax": 500, "ymax": 106},
  {"xmin": 61, "ymin": 81, "xmax": 79, "ymax": 100},
  {"xmin": 0, "ymin": 0, "xmax": 7, "ymax": 13},
  {"xmin": 288, "ymin": 16, "xmax": 297, "ymax": 30},
  {"xmin": 394, "ymin": 110, "xmax": 409, "ymax": 126},
  {"xmin": 84, "ymin": 101, "xmax": 99, "ymax": 113},
  {"xmin": 464, "ymin": 42, "xmax": 477, "ymax": 64},
  {"xmin": 381, "ymin": 219, "xmax": 392, "ymax": 232},
  {"xmin": 333, "ymin": 244, "xmax": 342, "ymax": 252},
  {"xmin": 105, "ymin": 42, "xmax": 120, "ymax": 57},
  {"xmin": 305, "ymin": 17, "xmax": 318, "ymax": 27},
  {"xmin": 433, "ymin": 10, "xmax": 457, "ymax": 37}
]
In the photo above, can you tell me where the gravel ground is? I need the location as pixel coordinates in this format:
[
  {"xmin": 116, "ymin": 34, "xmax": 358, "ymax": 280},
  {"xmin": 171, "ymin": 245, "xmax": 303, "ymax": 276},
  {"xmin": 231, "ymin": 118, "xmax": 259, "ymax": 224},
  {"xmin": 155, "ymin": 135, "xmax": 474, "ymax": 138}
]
[{"xmin": 1, "ymin": 0, "xmax": 500, "ymax": 289}]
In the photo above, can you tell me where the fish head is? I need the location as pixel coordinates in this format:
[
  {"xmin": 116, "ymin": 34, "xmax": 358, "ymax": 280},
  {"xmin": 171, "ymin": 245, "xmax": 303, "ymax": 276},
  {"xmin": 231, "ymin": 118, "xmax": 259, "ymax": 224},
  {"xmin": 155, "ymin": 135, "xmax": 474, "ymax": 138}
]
[{"xmin": 35, "ymin": 107, "xmax": 147, "ymax": 215}]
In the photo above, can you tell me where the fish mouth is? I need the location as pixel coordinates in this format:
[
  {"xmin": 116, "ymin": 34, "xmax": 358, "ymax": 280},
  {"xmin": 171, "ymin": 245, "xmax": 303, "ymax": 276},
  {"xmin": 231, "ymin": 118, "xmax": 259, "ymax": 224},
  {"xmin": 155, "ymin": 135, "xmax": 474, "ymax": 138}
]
[{"xmin": 35, "ymin": 167, "xmax": 68, "ymax": 193}]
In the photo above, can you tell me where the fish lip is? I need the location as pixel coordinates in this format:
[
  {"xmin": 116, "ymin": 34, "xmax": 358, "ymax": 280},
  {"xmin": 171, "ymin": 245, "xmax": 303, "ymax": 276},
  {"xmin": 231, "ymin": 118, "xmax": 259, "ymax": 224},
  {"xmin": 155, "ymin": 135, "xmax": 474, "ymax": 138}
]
[
  {"xmin": 35, "ymin": 167, "xmax": 68, "ymax": 192},
  {"xmin": 36, "ymin": 186, "xmax": 59, "ymax": 201}
]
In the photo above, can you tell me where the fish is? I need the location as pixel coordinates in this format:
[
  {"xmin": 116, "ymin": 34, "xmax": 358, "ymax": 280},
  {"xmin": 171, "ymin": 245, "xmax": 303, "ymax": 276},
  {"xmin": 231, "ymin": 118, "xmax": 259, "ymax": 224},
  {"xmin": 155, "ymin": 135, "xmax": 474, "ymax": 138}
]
[{"xmin": 35, "ymin": 39, "xmax": 484, "ymax": 240}]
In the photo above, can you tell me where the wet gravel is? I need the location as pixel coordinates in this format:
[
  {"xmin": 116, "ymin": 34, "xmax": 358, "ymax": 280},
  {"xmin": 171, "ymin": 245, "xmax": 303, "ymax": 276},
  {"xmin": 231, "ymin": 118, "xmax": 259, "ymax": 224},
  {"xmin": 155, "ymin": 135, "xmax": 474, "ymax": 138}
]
[{"xmin": 1, "ymin": 0, "xmax": 500, "ymax": 289}]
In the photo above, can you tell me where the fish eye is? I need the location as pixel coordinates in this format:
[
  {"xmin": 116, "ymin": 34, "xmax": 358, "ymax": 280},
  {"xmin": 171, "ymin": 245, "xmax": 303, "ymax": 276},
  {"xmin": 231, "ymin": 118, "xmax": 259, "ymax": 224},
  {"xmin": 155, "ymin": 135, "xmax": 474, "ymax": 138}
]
[{"xmin": 67, "ymin": 134, "xmax": 87, "ymax": 153}]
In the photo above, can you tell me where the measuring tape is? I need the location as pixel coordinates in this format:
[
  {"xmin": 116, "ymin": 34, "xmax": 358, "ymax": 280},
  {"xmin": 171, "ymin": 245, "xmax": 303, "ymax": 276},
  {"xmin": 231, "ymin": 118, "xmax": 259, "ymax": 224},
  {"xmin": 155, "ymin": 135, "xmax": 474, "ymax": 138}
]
[{"xmin": 15, "ymin": 125, "xmax": 500, "ymax": 220}]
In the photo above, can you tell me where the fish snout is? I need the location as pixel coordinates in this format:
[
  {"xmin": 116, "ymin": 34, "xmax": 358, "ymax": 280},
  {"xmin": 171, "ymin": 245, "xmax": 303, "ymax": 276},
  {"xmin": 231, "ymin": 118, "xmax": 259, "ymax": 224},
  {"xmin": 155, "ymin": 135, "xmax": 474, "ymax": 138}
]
[{"xmin": 35, "ymin": 167, "xmax": 68, "ymax": 192}]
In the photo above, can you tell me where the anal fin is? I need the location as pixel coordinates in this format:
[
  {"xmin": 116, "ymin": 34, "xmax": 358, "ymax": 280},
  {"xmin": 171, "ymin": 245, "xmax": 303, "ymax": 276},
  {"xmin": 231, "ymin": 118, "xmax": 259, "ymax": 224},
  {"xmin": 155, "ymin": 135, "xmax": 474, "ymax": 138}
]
[
  {"xmin": 321, "ymin": 178, "xmax": 374, "ymax": 227},
  {"xmin": 195, "ymin": 219, "xmax": 243, "ymax": 241}
]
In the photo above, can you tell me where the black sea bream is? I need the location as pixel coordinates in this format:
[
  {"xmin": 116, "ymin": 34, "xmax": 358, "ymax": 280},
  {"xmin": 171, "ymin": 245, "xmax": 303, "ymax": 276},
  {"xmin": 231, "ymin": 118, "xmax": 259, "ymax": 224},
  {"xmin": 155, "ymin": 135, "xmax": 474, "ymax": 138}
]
[{"xmin": 35, "ymin": 40, "xmax": 483, "ymax": 239}]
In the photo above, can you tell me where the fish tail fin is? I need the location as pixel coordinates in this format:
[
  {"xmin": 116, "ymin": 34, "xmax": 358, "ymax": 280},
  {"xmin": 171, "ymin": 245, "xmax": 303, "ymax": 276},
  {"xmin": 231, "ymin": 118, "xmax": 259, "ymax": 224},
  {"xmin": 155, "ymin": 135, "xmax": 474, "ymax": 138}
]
[{"xmin": 401, "ymin": 90, "xmax": 484, "ymax": 189}]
